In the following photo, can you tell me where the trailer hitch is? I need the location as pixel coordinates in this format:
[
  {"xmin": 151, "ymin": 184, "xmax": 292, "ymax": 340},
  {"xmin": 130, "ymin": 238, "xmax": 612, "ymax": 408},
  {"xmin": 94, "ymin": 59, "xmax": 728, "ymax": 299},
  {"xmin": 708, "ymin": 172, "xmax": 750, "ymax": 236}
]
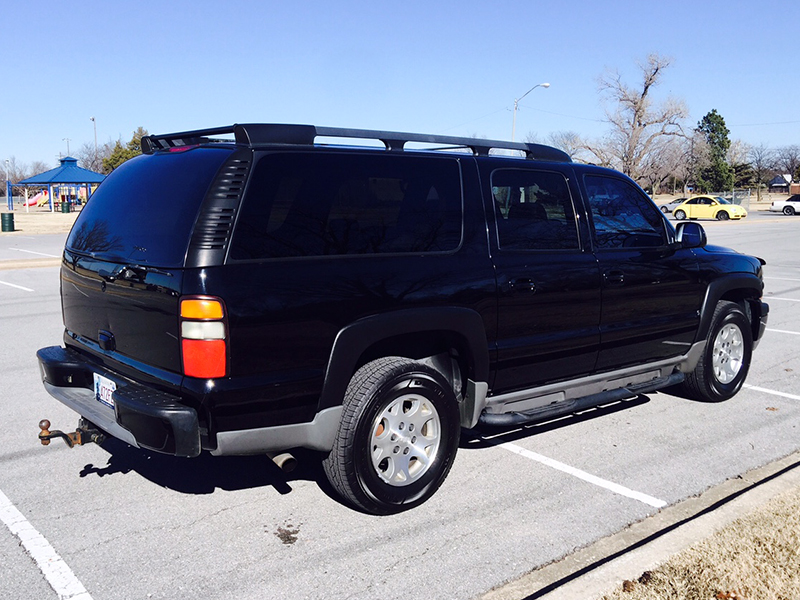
[{"xmin": 38, "ymin": 419, "xmax": 106, "ymax": 448}]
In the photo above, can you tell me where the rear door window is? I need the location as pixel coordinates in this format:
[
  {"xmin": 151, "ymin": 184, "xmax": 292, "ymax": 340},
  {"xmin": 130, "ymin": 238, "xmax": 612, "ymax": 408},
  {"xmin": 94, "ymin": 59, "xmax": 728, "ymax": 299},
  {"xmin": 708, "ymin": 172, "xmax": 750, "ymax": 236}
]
[
  {"xmin": 491, "ymin": 169, "xmax": 580, "ymax": 251},
  {"xmin": 229, "ymin": 152, "xmax": 463, "ymax": 259},
  {"xmin": 66, "ymin": 148, "xmax": 233, "ymax": 267}
]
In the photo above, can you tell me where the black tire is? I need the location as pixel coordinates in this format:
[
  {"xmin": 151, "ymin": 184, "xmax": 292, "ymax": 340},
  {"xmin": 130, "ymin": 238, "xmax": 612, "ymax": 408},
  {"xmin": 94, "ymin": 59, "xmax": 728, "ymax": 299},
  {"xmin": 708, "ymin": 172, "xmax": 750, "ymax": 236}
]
[
  {"xmin": 716, "ymin": 211, "xmax": 730, "ymax": 221},
  {"xmin": 322, "ymin": 357, "xmax": 460, "ymax": 514},
  {"xmin": 674, "ymin": 209, "xmax": 686, "ymax": 220},
  {"xmin": 680, "ymin": 301, "xmax": 752, "ymax": 402},
  {"xmin": 784, "ymin": 206, "xmax": 795, "ymax": 216}
]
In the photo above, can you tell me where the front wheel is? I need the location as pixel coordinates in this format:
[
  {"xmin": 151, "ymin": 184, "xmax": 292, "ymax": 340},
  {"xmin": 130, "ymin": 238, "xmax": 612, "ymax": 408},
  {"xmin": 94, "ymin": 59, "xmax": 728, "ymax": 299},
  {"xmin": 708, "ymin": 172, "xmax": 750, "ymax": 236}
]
[
  {"xmin": 322, "ymin": 357, "xmax": 461, "ymax": 514},
  {"xmin": 784, "ymin": 206, "xmax": 795, "ymax": 216},
  {"xmin": 674, "ymin": 209, "xmax": 686, "ymax": 220},
  {"xmin": 716, "ymin": 211, "xmax": 730, "ymax": 221},
  {"xmin": 679, "ymin": 301, "xmax": 752, "ymax": 402}
]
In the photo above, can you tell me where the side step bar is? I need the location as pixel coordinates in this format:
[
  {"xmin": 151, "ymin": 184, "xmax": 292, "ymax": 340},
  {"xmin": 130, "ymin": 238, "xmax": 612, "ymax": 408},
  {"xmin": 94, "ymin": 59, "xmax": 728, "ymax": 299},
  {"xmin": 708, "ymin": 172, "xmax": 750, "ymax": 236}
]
[{"xmin": 479, "ymin": 372, "xmax": 685, "ymax": 427}]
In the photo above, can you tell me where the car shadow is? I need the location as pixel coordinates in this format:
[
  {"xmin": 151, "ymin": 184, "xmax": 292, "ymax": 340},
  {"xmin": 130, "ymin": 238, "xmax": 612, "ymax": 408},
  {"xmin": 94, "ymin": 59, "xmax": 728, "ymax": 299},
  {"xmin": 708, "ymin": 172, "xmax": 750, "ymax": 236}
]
[
  {"xmin": 79, "ymin": 438, "xmax": 327, "ymax": 496},
  {"xmin": 76, "ymin": 395, "xmax": 656, "ymax": 501},
  {"xmin": 459, "ymin": 394, "xmax": 652, "ymax": 449}
]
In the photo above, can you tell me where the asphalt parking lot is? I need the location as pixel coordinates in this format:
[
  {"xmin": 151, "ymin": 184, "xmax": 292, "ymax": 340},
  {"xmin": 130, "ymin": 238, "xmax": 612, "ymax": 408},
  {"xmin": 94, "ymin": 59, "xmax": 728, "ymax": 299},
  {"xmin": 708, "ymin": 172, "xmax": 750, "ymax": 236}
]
[{"xmin": 1, "ymin": 211, "xmax": 798, "ymax": 600}]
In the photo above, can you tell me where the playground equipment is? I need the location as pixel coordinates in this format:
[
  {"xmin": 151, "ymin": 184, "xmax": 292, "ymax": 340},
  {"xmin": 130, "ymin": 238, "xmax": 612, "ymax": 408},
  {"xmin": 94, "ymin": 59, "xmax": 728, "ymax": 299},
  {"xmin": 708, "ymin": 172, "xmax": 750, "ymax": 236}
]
[{"xmin": 23, "ymin": 190, "xmax": 49, "ymax": 207}]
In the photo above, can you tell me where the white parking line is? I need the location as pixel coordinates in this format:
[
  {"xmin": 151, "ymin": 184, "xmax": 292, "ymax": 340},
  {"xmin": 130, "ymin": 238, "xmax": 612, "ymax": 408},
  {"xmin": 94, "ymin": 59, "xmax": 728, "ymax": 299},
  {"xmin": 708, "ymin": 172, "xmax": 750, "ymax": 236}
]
[
  {"xmin": 494, "ymin": 441, "xmax": 667, "ymax": 508},
  {"xmin": 767, "ymin": 328, "xmax": 800, "ymax": 336},
  {"xmin": 766, "ymin": 297, "xmax": 800, "ymax": 302},
  {"xmin": 8, "ymin": 248, "xmax": 60, "ymax": 258},
  {"xmin": 765, "ymin": 277, "xmax": 800, "ymax": 282},
  {"xmin": 0, "ymin": 488, "xmax": 93, "ymax": 600},
  {"xmin": 744, "ymin": 384, "xmax": 800, "ymax": 402},
  {"xmin": 0, "ymin": 279, "xmax": 34, "ymax": 292}
]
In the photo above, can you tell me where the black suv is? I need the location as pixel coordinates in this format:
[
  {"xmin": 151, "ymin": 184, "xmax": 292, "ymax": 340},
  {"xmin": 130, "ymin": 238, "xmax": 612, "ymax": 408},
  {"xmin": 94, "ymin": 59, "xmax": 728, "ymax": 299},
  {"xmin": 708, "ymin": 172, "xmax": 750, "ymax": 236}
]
[{"xmin": 37, "ymin": 124, "xmax": 768, "ymax": 514}]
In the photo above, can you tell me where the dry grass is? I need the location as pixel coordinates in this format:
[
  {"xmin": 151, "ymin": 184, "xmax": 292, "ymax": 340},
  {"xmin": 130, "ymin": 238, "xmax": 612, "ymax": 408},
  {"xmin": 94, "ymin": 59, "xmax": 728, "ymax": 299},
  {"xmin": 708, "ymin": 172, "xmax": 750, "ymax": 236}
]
[
  {"xmin": 1, "ymin": 210, "xmax": 79, "ymax": 235},
  {"xmin": 600, "ymin": 487, "xmax": 800, "ymax": 600}
]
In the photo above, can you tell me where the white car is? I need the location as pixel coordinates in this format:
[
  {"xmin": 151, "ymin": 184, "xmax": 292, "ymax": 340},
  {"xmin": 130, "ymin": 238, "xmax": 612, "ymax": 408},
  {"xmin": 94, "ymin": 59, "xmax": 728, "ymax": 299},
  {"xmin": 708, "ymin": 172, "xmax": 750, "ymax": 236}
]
[
  {"xmin": 659, "ymin": 197, "xmax": 687, "ymax": 214},
  {"xmin": 770, "ymin": 195, "xmax": 800, "ymax": 215}
]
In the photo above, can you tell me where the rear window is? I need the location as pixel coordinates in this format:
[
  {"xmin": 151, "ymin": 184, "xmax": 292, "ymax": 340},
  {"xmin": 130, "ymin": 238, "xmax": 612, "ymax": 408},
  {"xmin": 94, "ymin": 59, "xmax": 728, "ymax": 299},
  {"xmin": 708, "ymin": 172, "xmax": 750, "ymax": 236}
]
[
  {"xmin": 66, "ymin": 148, "xmax": 234, "ymax": 267},
  {"xmin": 229, "ymin": 152, "xmax": 463, "ymax": 259}
]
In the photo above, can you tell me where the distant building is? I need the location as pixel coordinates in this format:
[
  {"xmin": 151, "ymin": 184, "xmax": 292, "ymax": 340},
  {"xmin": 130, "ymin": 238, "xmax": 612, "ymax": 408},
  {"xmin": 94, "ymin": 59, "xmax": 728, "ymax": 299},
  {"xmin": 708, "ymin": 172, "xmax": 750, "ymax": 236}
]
[{"xmin": 768, "ymin": 174, "xmax": 791, "ymax": 193}]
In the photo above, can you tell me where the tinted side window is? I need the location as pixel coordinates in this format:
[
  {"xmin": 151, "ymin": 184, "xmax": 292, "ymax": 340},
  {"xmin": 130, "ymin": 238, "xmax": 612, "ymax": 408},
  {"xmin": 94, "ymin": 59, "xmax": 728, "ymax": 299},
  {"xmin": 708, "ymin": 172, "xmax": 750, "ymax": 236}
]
[
  {"xmin": 584, "ymin": 175, "xmax": 666, "ymax": 249},
  {"xmin": 229, "ymin": 153, "xmax": 462, "ymax": 259},
  {"xmin": 491, "ymin": 169, "xmax": 580, "ymax": 250}
]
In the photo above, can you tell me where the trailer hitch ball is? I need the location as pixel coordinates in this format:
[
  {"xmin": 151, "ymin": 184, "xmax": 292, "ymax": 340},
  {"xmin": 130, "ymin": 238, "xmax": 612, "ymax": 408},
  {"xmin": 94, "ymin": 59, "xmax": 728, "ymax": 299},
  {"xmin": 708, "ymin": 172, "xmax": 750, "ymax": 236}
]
[
  {"xmin": 38, "ymin": 418, "xmax": 106, "ymax": 448},
  {"xmin": 38, "ymin": 420, "xmax": 54, "ymax": 446}
]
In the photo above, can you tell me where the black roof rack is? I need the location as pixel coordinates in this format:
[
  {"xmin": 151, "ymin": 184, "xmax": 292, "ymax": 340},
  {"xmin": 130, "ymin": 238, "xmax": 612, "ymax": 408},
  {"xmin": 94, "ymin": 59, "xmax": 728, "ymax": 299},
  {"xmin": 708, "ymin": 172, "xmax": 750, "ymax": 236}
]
[{"xmin": 141, "ymin": 123, "xmax": 571, "ymax": 162}]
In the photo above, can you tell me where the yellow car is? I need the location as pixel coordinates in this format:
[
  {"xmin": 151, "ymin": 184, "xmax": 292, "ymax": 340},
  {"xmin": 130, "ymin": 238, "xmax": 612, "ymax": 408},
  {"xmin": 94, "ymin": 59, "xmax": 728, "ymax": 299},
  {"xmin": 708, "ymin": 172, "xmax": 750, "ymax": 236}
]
[{"xmin": 673, "ymin": 196, "xmax": 747, "ymax": 221}]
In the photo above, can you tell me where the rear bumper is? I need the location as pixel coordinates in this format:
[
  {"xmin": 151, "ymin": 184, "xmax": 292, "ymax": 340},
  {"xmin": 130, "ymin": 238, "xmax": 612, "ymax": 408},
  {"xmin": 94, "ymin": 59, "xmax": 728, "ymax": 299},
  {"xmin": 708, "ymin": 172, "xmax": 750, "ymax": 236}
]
[{"xmin": 37, "ymin": 346, "xmax": 201, "ymax": 457}]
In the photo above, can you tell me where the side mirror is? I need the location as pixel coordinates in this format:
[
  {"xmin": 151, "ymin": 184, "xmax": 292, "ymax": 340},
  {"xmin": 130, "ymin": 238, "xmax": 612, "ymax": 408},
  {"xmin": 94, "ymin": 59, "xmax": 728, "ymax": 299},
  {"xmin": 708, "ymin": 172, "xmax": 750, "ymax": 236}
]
[{"xmin": 675, "ymin": 221, "xmax": 707, "ymax": 249}]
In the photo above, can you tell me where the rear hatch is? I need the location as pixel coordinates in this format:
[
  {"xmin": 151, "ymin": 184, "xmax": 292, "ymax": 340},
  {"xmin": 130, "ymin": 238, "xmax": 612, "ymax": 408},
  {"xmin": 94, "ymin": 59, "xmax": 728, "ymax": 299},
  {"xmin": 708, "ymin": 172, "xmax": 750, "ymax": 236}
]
[{"xmin": 61, "ymin": 147, "xmax": 235, "ymax": 376}]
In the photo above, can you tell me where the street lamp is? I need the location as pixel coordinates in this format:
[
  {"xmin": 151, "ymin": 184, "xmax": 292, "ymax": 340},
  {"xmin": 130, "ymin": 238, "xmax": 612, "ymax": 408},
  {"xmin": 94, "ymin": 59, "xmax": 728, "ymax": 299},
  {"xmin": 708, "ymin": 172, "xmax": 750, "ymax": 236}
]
[
  {"xmin": 63, "ymin": 138, "xmax": 71, "ymax": 155},
  {"xmin": 90, "ymin": 117, "xmax": 98, "ymax": 168},
  {"xmin": 512, "ymin": 82, "xmax": 550, "ymax": 142}
]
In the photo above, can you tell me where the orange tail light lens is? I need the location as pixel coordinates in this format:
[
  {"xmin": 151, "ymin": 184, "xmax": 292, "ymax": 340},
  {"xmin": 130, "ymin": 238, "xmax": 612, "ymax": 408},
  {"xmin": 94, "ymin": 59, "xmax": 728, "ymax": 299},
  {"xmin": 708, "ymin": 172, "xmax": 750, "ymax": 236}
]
[{"xmin": 180, "ymin": 296, "xmax": 227, "ymax": 379}]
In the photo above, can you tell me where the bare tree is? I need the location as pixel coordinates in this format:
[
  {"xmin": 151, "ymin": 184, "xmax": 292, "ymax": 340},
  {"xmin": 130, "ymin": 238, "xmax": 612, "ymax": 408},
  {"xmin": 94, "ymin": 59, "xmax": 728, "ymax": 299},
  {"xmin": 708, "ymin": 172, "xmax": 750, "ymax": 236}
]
[
  {"xmin": 775, "ymin": 145, "xmax": 800, "ymax": 183},
  {"xmin": 546, "ymin": 131, "xmax": 587, "ymax": 161},
  {"xmin": 584, "ymin": 54, "xmax": 688, "ymax": 184},
  {"xmin": 748, "ymin": 144, "xmax": 774, "ymax": 202},
  {"xmin": 75, "ymin": 140, "xmax": 114, "ymax": 173},
  {"xmin": 727, "ymin": 139, "xmax": 750, "ymax": 167},
  {"xmin": 639, "ymin": 136, "xmax": 687, "ymax": 195}
]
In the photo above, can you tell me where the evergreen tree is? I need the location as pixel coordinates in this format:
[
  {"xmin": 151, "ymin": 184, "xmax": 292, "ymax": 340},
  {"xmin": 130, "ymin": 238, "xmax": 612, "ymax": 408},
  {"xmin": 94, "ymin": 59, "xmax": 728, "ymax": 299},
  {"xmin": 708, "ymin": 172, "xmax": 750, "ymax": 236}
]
[
  {"xmin": 102, "ymin": 127, "xmax": 149, "ymax": 173},
  {"xmin": 694, "ymin": 110, "xmax": 733, "ymax": 192}
]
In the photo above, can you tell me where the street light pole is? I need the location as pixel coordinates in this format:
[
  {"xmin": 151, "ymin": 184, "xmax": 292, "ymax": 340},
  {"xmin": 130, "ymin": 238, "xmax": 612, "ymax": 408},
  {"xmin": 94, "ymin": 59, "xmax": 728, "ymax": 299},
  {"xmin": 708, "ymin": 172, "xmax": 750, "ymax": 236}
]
[
  {"xmin": 63, "ymin": 138, "xmax": 71, "ymax": 156},
  {"xmin": 4, "ymin": 159, "xmax": 10, "ymax": 211},
  {"xmin": 90, "ymin": 117, "xmax": 97, "ymax": 169},
  {"xmin": 512, "ymin": 82, "xmax": 550, "ymax": 142}
]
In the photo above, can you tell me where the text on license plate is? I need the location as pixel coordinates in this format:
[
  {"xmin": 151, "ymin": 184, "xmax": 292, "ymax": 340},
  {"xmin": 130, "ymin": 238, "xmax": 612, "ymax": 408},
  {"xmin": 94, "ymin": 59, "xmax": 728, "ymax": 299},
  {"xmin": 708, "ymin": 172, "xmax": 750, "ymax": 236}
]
[{"xmin": 93, "ymin": 373, "xmax": 116, "ymax": 408}]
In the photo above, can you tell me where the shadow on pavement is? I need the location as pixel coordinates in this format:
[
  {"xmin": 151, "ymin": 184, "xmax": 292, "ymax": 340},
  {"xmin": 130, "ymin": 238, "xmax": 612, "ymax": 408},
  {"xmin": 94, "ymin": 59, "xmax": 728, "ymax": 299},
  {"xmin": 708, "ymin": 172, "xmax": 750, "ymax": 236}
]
[{"xmin": 78, "ymin": 438, "xmax": 327, "ymax": 497}]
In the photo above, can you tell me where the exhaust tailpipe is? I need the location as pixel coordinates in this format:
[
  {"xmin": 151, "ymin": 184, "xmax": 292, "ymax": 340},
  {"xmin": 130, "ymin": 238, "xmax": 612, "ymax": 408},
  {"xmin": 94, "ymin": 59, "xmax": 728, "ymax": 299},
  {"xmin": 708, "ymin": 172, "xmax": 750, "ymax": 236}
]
[{"xmin": 267, "ymin": 452, "xmax": 297, "ymax": 473}]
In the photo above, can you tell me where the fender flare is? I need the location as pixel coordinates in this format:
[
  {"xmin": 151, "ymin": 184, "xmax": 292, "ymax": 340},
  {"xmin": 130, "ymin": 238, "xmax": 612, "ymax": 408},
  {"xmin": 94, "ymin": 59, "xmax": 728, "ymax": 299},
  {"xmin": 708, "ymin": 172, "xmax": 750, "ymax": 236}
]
[
  {"xmin": 696, "ymin": 274, "xmax": 764, "ymax": 342},
  {"xmin": 318, "ymin": 307, "xmax": 490, "ymax": 411}
]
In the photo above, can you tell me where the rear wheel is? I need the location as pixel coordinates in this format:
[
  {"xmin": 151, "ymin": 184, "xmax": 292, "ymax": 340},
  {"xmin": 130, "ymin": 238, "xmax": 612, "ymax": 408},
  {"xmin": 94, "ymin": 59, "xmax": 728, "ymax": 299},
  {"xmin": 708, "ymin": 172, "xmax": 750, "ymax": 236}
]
[
  {"xmin": 680, "ymin": 301, "xmax": 752, "ymax": 402},
  {"xmin": 784, "ymin": 206, "xmax": 795, "ymax": 216},
  {"xmin": 716, "ymin": 211, "xmax": 730, "ymax": 221},
  {"xmin": 322, "ymin": 357, "xmax": 460, "ymax": 514},
  {"xmin": 674, "ymin": 209, "xmax": 686, "ymax": 220},
  {"xmin": 661, "ymin": 206, "xmax": 669, "ymax": 214}
]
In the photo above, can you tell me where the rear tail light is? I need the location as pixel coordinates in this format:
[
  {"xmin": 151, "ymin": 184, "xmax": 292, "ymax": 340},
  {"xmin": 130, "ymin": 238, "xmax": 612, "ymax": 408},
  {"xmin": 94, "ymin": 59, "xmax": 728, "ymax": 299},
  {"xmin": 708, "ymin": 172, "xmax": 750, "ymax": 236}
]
[{"xmin": 180, "ymin": 296, "xmax": 227, "ymax": 378}]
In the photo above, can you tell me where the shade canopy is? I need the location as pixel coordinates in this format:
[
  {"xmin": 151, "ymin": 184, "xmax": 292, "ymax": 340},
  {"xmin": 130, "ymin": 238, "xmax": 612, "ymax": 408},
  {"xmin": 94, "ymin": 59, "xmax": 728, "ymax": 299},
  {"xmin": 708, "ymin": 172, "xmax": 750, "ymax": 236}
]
[{"xmin": 19, "ymin": 156, "xmax": 105, "ymax": 185}]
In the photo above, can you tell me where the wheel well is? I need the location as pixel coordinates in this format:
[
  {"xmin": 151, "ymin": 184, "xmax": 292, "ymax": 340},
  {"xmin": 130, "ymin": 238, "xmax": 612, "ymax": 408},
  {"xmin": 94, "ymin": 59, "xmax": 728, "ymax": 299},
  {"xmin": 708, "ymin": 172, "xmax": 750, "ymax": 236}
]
[
  {"xmin": 719, "ymin": 290, "xmax": 761, "ymax": 341},
  {"xmin": 357, "ymin": 331, "xmax": 471, "ymax": 398}
]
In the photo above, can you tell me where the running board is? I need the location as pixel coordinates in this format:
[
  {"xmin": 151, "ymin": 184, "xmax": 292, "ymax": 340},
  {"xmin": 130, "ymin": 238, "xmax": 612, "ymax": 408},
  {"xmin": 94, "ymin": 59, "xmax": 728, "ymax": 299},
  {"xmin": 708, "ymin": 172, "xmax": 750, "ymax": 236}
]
[{"xmin": 479, "ymin": 372, "xmax": 685, "ymax": 427}]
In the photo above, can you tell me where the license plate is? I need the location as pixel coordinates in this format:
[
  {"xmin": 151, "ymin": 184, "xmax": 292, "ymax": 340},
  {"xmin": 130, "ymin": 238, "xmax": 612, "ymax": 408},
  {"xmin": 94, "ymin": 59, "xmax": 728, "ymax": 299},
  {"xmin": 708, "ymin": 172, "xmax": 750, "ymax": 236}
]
[{"xmin": 93, "ymin": 373, "xmax": 117, "ymax": 408}]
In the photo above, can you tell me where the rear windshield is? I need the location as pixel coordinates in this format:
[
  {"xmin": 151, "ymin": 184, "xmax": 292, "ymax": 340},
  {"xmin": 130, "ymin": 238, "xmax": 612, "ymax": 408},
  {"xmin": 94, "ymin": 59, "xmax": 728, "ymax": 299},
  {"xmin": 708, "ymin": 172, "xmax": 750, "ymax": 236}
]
[{"xmin": 66, "ymin": 147, "xmax": 233, "ymax": 267}]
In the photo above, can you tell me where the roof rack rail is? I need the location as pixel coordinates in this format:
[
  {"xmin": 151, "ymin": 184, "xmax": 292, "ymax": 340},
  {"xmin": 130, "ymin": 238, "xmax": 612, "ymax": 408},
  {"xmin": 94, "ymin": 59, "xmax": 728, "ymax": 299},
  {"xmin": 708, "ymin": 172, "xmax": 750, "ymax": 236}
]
[{"xmin": 141, "ymin": 123, "xmax": 571, "ymax": 162}]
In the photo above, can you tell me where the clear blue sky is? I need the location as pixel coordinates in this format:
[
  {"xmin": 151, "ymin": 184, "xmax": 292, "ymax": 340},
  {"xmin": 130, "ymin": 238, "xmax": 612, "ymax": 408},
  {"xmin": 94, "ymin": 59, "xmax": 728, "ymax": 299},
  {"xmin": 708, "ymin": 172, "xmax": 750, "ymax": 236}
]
[{"xmin": 2, "ymin": 0, "xmax": 798, "ymax": 168}]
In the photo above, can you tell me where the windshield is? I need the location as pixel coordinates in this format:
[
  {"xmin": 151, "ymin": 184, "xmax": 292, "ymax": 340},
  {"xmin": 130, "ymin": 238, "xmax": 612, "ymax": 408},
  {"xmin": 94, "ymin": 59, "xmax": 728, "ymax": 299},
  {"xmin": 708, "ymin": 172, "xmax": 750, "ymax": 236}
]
[
  {"xmin": 716, "ymin": 197, "xmax": 731, "ymax": 204},
  {"xmin": 66, "ymin": 148, "xmax": 233, "ymax": 267}
]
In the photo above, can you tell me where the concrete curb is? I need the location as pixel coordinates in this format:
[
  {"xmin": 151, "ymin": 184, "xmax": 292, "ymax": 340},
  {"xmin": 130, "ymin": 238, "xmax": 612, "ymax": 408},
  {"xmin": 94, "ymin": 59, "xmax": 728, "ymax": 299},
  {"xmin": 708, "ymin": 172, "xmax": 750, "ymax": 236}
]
[{"xmin": 480, "ymin": 451, "xmax": 800, "ymax": 600}]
